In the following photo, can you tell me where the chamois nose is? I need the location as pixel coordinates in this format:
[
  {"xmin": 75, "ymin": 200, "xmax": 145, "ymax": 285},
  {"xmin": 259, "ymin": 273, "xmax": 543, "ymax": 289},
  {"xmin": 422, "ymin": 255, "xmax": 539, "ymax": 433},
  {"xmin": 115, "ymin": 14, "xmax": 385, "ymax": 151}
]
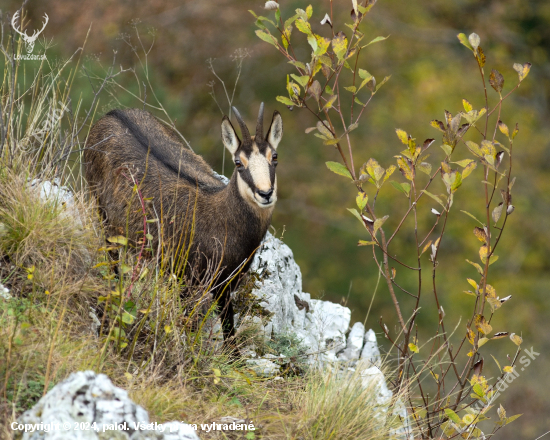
[{"xmin": 257, "ymin": 188, "xmax": 273, "ymax": 200}]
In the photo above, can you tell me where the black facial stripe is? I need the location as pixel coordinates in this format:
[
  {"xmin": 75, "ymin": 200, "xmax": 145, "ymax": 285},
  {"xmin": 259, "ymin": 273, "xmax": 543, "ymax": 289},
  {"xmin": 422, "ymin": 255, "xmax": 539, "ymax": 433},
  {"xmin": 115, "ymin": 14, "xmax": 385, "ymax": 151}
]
[
  {"xmin": 240, "ymin": 167, "xmax": 256, "ymax": 192},
  {"xmin": 269, "ymin": 162, "xmax": 276, "ymax": 185}
]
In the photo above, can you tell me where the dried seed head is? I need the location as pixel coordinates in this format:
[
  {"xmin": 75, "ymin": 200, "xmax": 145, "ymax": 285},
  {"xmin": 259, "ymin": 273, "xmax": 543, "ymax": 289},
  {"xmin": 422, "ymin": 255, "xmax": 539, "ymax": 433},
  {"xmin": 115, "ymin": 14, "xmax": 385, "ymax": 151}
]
[{"xmin": 506, "ymin": 205, "xmax": 515, "ymax": 215}]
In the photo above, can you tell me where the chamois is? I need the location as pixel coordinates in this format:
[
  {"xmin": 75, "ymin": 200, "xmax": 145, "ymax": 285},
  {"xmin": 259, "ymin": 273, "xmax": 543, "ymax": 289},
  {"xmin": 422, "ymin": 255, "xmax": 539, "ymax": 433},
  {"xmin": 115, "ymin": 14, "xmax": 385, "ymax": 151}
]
[{"xmin": 84, "ymin": 104, "xmax": 283, "ymax": 342}]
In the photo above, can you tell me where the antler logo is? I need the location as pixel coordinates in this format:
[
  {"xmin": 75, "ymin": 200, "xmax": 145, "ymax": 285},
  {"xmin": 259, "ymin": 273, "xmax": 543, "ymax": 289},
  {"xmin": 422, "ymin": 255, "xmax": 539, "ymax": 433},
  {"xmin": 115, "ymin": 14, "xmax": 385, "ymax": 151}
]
[{"xmin": 11, "ymin": 11, "xmax": 49, "ymax": 54}]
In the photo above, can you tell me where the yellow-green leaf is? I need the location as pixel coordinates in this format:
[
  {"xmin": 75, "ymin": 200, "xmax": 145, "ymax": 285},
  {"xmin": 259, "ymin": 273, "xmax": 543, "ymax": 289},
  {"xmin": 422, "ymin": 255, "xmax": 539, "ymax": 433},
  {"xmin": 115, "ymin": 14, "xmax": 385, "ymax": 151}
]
[
  {"xmin": 364, "ymin": 35, "xmax": 388, "ymax": 47},
  {"xmin": 358, "ymin": 240, "xmax": 376, "ymax": 246},
  {"xmin": 295, "ymin": 18, "xmax": 312, "ymax": 35},
  {"xmin": 323, "ymin": 95, "xmax": 337, "ymax": 110},
  {"xmin": 395, "ymin": 129, "xmax": 409, "ymax": 145},
  {"xmin": 107, "ymin": 235, "xmax": 128, "ymax": 246},
  {"xmin": 509, "ymin": 333, "xmax": 523, "ymax": 346},
  {"xmin": 505, "ymin": 414, "xmax": 522, "ymax": 425},
  {"xmin": 277, "ymin": 96, "xmax": 296, "ymax": 106},
  {"xmin": 498, "ymin": 121, "xmax": 510, "ymax": 138},
  {"xmin": 513, "ymin": 62, "xmax": 531, "ymax": 81},
  {"xmin": 397, "ymin": 156, "xmax": 414, "ymax": 181},
  {"xmin": 255, "ymin": 29, "xmax": 278, "ymax": 47},
  {"xmin": 466, "ymin": 259, "xmax": 484, "ymax": 275},
  {"xmin": 373, "ymin": 215, "xmax": 389, "ymax": 233},
  {"xmin": 445, "ymin": 408, "xmax": 462, "ymax": 424},
  {"xmin": 457, "ymin": 33, "xmax": 474, "ymax": 51},
  {"xmin": 375, "ymin": 75, "xmax": 391, "ymax": 92},
  {"xmin": 314, "ymin": 36, "xmax": 331, "ymax": 56},
  {"xmin": 356, "ymin": 192, "xmax": 368, "ymax": 211},
  {"xmin": 474, "ymin": 314, "xmax": 493, "ymax": 335},
  {"xmin": 467, "ymin": 327, "xmax": 476, "ymax": 345},
  {"xmin": 421, "ymin": 190, "xmax": 446, "ymax": 209},
  {"xmin": 282, "ymin": 26, "xmax": 292, "ymax": 50},
  {"xmin": 390, "ymin": 181, "xmax": 411, "ymax": 197},
  {"xmin": 462, "ymin": 161, "xmax": 477, "ymax": 179},
  {"xmin": 430, "ymin": 120, "xmax": 445, "ymax": 132},
  {"xmin": 332, "ymin": 32, "xmax": 348, "ymax": 61},
  {"xmin": 478, "ymin": 337, "xmax": 489, "ymax": 348},
  {"xmin": 418, "ymin": 162, "xmax": 432, "ymax": 176},
  {"xmin": 120, "ymin": 263, "xmax": 132, "ymax": 274},
  {"xmin": 466, "ymin": 141, "xmax": 482, "ymax": 157},
  {"xmin": 326, "ymin": 161, "xmax": 352, "ymax": 179}
]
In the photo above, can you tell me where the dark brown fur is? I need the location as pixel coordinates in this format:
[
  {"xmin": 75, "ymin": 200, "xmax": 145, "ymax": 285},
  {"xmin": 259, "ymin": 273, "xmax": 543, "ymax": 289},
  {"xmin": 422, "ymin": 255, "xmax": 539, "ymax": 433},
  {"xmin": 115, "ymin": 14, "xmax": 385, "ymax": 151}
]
[{"xmin": 84, "ymin": 108, "xmax": 275, "ymax": 341}]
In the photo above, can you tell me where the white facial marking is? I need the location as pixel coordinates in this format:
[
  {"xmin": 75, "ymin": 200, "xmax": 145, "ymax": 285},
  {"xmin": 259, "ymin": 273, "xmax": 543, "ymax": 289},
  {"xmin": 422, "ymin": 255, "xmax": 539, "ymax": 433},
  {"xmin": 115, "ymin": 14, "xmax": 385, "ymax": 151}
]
[
  {"xmin": 248, "ymin": 146, "xmax": 271, "ymax": 192},
  {"xmin": 237, "ymin": 143, "xmax": 277, "ymax": 209}
]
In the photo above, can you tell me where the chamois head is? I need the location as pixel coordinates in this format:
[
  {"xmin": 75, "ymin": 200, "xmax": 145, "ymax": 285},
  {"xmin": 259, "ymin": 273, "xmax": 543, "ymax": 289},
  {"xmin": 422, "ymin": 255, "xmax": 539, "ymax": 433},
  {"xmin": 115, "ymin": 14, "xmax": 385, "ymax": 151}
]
[{"xmin": 221, "ymin": 103, "xmax": 283, "ymax": 209}]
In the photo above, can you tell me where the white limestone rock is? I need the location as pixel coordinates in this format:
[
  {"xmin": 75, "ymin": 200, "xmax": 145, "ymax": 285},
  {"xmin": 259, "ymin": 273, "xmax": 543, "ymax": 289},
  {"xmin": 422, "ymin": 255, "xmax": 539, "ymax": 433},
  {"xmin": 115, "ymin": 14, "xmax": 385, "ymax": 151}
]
[
  {"xmin": 249, "ymin": 232, "xmax": 351, "ymax": 364},
  {"xmin": 29, "ymin": 178, "xmax": 74, "ymax": 206},
  {"xmin": 15, "ymin": 371, "xmax": 200, "ymax": 440},
  {"xmin": 361, "ymin": 329, "xmax": 382, "ymax": 366},
  {"xmin": 245, "ymin": 358, "xmax": 281, "ymax": 377},
  {"xmin": 29, "ymin": 178, "xmax": 82, "ymax": 228},
  {"xmin": 338, "ymin": 321, "xmax": 365, "ymax": 362},
  {"xmin": 0, "ymin": 283, "xmax": 10, "ymax": 300},
  {"xmin": 357, "ymin": 365, "xmax": 393, "ymax": 403}
]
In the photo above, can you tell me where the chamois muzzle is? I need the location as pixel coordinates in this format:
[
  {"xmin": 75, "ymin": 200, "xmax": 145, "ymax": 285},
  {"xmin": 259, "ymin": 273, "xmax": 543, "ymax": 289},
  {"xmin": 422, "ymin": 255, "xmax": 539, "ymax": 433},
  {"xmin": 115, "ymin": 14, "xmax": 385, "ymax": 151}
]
[{"xmin": 256, "ymin": 188, "xmax": 274, "ymax": 203}]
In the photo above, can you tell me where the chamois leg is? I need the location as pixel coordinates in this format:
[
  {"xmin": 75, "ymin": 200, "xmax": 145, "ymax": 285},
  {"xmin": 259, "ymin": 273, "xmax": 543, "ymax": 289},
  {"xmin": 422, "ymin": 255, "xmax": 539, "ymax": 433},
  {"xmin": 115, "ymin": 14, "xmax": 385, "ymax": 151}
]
[
  {"xmin": 218, "ymin": 292, "xmax": 236, "ymax": 345},
  {"xmin": 96, "ymin": 204, "xmax": 120, "ymax": 276}
]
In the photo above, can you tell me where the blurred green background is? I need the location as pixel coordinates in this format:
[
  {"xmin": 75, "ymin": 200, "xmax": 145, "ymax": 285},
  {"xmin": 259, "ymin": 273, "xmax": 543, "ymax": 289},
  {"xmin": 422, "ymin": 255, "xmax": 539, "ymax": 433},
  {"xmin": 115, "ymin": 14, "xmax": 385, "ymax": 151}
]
[{"xmin": 3, "ymin": 0, "xmax": 549, "ymax": 437}]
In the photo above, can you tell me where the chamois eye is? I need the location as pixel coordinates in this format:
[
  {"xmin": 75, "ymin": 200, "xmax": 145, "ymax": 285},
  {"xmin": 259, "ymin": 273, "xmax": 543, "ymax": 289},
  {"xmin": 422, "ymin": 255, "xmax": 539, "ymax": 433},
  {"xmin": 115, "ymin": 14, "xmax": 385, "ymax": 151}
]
[
  {"xmin": 235, "ymin": 159, "xmax": 242, "ymax": 168},
  {"xmin": 272, "ymin": 153, "xmax": 278, "ymax": 163}
]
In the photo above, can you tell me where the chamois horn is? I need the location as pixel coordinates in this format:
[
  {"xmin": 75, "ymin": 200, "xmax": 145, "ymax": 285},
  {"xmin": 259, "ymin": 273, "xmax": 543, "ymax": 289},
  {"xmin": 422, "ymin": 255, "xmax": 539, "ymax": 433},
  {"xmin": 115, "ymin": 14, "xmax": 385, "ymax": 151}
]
[
  {"xmin": 255, "ymin": 102, "xmax": 265, "ymax": 140},
  {"xmin": 231, "ymin": 106, "xmax": 251, "ymax": 143}
]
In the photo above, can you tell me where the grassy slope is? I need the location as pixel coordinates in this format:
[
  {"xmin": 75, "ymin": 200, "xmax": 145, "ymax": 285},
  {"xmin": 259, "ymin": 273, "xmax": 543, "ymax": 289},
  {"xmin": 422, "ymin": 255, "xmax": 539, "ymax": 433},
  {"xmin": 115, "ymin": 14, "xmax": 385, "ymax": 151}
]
[{"xmin": 0, "ymin": 39, "xmax": 405, "ymax": 440}]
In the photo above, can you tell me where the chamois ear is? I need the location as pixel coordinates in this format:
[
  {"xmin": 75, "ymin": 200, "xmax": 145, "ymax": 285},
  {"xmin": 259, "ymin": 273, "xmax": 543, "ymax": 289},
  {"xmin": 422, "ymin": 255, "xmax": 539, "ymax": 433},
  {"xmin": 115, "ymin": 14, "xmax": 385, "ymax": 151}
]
[
  {"xmin": 266, "ymin": 111, "xmax": 283, "ymax": 150},
  {"xmin": 221, "ymin": 116, "xmax": 240, "ymax": 155}
]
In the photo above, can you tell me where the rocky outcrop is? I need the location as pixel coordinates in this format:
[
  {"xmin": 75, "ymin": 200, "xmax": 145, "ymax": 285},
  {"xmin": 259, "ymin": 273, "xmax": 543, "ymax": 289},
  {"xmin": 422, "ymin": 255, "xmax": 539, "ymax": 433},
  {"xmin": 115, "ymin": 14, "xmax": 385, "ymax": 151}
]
[
  {"xmin": 14, "ymin": 371, "xmax": 200, "ymax": 440},
  {"xmin": 242, "ymin": 232, "xmax": 412, "ymax": 439},
  {"xmin": 244, "ymin": 232, "xmax": 382, "ymax": 368}
]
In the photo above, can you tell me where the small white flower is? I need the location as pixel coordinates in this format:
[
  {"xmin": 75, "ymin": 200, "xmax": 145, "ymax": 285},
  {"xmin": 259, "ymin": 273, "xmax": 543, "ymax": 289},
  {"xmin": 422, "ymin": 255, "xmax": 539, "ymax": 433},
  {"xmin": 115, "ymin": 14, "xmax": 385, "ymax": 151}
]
[
  {"xmin": 264, "ymin": 1, "xmax": 279, "ymax": 10},
  {"xmin": 320, "ymin": 13, "xmax": 332, "ymax": 26},
  {"xmin": 431, "ymin": 208, "xmax": 441, "ymax": 216},
  {"xmin": 506, "ymin": 204, "xmax": 515, "ymax": 214}
]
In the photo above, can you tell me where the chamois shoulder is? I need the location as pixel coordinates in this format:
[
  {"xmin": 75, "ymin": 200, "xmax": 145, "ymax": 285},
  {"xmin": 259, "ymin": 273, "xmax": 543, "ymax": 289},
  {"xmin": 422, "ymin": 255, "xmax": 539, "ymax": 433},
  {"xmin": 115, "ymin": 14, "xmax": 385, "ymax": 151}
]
[{"xmin": 101, "ymin": 108, "xmax": 225, "ymax": 190}]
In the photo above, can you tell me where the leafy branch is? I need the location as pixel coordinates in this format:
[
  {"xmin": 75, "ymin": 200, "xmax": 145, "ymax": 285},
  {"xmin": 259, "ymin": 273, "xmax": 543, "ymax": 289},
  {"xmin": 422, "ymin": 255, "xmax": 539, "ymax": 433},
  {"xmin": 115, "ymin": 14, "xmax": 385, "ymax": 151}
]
[{"xmin": 253, "ymin": 1, "xmax": 529, "ymax": 437}]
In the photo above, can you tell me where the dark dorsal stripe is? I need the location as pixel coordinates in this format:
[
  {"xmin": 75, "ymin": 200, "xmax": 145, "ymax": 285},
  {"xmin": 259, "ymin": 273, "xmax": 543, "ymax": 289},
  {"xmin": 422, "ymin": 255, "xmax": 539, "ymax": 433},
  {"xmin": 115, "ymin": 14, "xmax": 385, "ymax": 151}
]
[{"xmin": 106, "ymin": 109, "xmax": 223, "ymax": 193}]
